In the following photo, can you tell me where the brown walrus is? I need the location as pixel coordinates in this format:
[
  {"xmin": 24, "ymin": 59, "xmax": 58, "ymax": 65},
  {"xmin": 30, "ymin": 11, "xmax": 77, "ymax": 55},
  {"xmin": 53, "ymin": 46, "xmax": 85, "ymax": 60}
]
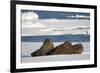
[
  {"xmin": 46, "ymin": 42, "xmax": 83, "ymax": 55},
  {"xmin": 46, "ymin": 41, "xmax": 72, "ymax": 55},
  {"xmin": 31, "ymin": 38, "xmax": 54, "ymax": 57},
  {"xmin": 71, "ymin": 44, "xmax": 83, "ymax": 54}
]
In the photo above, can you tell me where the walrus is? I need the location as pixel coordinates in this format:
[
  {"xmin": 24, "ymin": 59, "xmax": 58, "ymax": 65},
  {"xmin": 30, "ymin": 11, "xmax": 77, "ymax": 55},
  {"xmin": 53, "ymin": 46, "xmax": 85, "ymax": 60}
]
[
  {"xmin": 46, "ymin": 42, "xmax": 83, "ymax": 55},
  {"xmin": 71, "ymin": 44, "xmax": 83, "ymax": 54},
  {"xmin": 46, "ymin": 41, "xmax": 72, "ymax": 55},
  {"xmin": 31, "ymin": 38, "xmax": 54, "ymax": 57}
]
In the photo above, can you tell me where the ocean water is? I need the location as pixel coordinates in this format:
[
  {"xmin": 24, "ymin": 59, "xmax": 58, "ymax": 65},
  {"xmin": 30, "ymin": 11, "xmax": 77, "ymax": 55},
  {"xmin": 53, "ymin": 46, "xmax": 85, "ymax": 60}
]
[{"xmin": 21, "ymin": 34, "xmax": 90, "ymax": 42}]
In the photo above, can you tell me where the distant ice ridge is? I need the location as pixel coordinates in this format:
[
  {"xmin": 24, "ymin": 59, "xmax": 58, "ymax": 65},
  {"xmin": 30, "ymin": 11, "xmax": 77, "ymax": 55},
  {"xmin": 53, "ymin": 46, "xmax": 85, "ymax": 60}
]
[
  {"xmin": 40, "ymin": 18, "xmax": 61, "ymax": 22},
  {"xmin": 22, "ymin": 26, "xmax": 90, "ymax": 36},
  {"xmin": 41, "ymin": 26, "xmax": 90, "ymax": 31},
  {"xmin": 22, "ymin": 22, "xmax": 46, "ymax": 28}
]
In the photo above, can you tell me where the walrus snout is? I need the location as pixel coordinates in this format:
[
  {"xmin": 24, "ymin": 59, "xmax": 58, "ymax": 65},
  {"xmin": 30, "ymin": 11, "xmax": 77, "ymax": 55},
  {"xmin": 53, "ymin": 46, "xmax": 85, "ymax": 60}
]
[{"xmin": 72, "ymin": 44, "xmax": 83, "ymax": 54}]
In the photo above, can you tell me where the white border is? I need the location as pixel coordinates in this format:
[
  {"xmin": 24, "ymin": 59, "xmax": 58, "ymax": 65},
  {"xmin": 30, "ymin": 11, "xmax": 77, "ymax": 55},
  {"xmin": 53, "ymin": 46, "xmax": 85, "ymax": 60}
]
[{"xmin": 16, "ymin": 4, "xmax": 94, "ymax": 69}]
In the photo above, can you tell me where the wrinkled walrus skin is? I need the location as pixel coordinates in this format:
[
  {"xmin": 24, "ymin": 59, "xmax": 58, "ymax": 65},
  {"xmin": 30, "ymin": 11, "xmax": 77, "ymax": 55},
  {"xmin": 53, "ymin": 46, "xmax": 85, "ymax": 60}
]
[
  {"xmin": 46, "ymin": 42, "xmax": 83, "ymax": 55},
  {"xmin": 31, "ymin": 38, "xmax": 54, "ymax": 57},
  {"xmin": 46, "ymin": 41, "xmax": 72, "ymax": 55}
]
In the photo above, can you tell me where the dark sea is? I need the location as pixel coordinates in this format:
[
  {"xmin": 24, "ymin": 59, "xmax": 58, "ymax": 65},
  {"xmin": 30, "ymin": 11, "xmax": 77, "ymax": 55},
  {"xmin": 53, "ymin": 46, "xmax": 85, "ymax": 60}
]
[{"xmin": 21, "ymin": 34, "xmax": 90, "ymax": 42}]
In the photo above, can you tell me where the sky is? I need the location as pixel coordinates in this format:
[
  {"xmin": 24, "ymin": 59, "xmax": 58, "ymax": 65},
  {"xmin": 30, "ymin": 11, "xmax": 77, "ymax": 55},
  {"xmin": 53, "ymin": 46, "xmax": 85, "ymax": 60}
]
[{"xmin": 21, "ymin": 10, "xmax": 90, "ymax": 19}]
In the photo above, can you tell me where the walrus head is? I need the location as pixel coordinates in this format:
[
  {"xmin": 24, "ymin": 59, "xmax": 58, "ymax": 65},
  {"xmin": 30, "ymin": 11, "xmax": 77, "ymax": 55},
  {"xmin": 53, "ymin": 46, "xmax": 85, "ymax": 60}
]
[
  {"xmin": 36, "ymin": 38, "xmax": 54, "ymax": 56},
  {"xmin": 72, "ymin": 44, "xmax": 83, "ymax": 54},
  {"xmin": 31, "ymin": 38, "xmax": 54, "ymax": 56},
  {"xmin": 43, "ymin": 38, "xmax": 52, "ymax": 44}
]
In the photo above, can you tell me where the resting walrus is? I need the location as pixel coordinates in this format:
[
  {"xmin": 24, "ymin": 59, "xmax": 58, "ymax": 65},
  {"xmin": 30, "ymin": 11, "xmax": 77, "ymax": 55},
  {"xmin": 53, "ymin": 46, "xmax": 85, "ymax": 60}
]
[
  {"xmin": 31, "ymin": 38, "xmax": 54, "ymax": 57},
  {"xmin": 46, "ymin": 42, "xmax": 83, "ymax": 55},
  {"xmin": 31, "ymin": 39, "xmax": 84, "ymax": 57},
  {"xmin": 46, "ymin": 41, "xmax": 72, "ymax": 55}
]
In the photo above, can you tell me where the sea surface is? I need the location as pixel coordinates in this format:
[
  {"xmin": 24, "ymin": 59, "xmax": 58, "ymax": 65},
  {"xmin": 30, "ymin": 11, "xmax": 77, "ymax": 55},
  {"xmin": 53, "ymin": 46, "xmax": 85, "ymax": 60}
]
[{"xmin": 21, "ymin": 34, "xmax": 90, "ymax": 42}]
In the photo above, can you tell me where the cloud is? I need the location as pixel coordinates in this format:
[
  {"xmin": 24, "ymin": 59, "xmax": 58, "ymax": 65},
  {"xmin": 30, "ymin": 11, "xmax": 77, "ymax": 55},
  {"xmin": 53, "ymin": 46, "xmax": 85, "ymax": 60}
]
[
  {"xmin": 22, "ymin": 11, "xmax": 46, "ymax": 28},
  {"xmin": 66, "ymin": 14, "xmax": 90, "ymax": 19},
  {"xmin": 75, "ymin": 14, "xmax": 90, "ymax": 18},
  {"xmin": 22, "ymin": 11, "xmax": 39, "ymax": 23}
]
